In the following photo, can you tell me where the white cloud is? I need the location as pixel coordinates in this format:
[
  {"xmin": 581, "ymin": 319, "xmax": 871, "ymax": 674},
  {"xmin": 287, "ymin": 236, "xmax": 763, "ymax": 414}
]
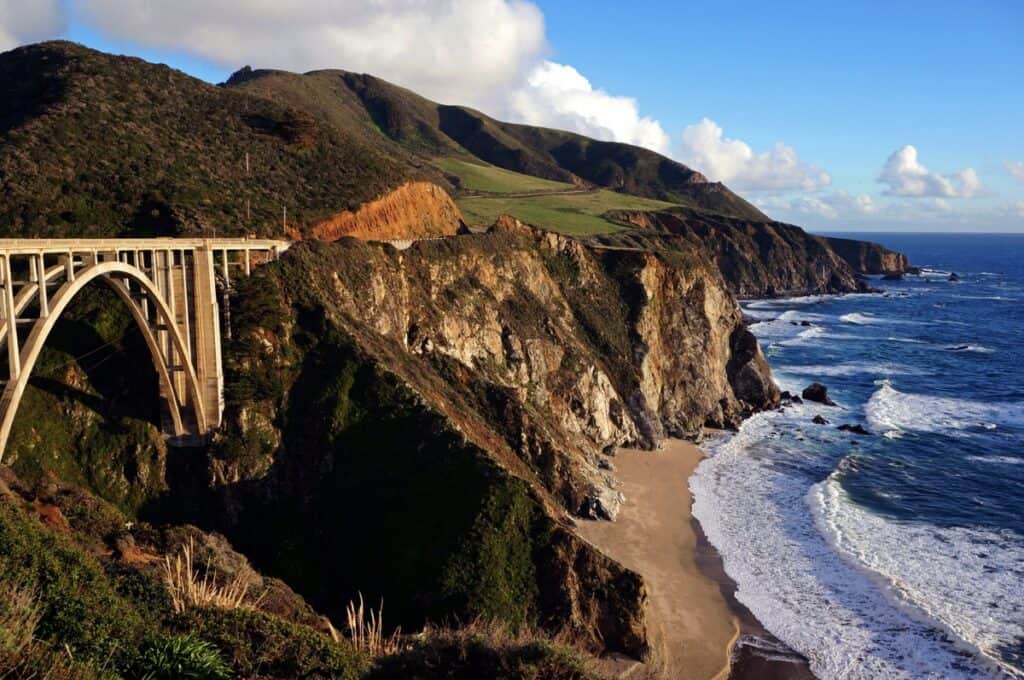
[
  {"xmin": 78, "ymin": 0, "xmax": 547, "ymax": 108},
  {"xmin": 0, "ymin": 0, "xmax": 64, "ymax": 51},
  {"xmin": 1006, "ymin": 161, "xmax": 1024, "ymax": 184},
  {"xmin": 756, "ymin": 191, "xmax": 876, "ymax": 221},
  {"xmin": 878, "ymin": 145, "xmax": 982, "ymax": 197},
  {"xmin": 507, "ymin": 61, "xmax": 671, "ymax": 153},
  {"xmin": 677, "ymin": 118, "xmax": 831, "ymax": 192}
]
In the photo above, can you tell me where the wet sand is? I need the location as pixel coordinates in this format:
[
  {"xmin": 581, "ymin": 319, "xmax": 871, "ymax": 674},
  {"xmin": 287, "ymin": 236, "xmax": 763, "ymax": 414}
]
[{"xmin": 576, "ymin": 440, "xmax": 814, "ymax": 680}]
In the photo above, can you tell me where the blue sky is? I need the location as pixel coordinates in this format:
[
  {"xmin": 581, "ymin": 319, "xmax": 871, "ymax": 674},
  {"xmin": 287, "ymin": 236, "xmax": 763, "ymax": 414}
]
[{"xmin": 2, "ymin": 0, "xmax": 1022, "ymax": 231}]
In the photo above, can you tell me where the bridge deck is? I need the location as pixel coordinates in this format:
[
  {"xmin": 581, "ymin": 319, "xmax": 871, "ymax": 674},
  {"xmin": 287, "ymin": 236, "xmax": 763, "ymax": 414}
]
[{"xmin": 0, "ymin": 237, "xmax": 290, "ymax": 254}]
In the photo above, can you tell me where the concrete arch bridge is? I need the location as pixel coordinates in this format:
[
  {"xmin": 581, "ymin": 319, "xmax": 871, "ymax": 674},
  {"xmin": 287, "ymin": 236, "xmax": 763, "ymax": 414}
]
[{"xmin": 0, "ymin": 238, "xmax": 290, "ymax": 461}]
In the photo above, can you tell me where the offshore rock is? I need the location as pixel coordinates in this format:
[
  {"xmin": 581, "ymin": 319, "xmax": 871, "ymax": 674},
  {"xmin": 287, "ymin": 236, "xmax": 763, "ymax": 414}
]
[{"xmin": 802, "ymin": 382, "xmax": 837, "ymax": 406}]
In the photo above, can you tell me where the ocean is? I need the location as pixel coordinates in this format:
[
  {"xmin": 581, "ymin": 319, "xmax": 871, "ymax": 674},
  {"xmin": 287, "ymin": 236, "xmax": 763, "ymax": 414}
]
[{"xmin": 691, "ymin": 233, "xmax": 1024, "ymax": 679}]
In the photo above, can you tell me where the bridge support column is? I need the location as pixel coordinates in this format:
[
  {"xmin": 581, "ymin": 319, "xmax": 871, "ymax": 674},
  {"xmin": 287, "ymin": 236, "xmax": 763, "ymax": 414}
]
[{"xmin": 1, "ymin": 255, "xmax": 19, "ymax": 380}]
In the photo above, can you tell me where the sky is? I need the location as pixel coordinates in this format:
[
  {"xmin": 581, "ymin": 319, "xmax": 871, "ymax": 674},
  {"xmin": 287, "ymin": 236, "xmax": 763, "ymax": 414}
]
[{"xmin": 1, "ymin": 0, "xmax": 1022, "ymax": 232}]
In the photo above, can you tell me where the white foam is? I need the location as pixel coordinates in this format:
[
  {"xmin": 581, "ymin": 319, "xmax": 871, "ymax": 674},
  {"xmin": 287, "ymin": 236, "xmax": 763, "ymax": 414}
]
[
  {"xmin": 887, "ymin": 336, "xmax": 930, "ymax": 344},
  {"xmin": 966, "ymin": 455, "xmax": 1024, "ymax": 466},
  {"xmin": 814, "ymin": 476, "xmax": 1024, "ymax": 678},
  {"xmin": 780, "ymin": 362, "xmax": 927, "ymax": 378},
  {"xmin": 945, "ymin": 344, "xmax": 995, "ymax": 354},
  {"xmin": 692, "ymin": 414, "xmax": 998, "ymax": 679},
  {"xmin": 865, "ymin": 382, "xmax": 1024, "ymax": 437},
  {"xmin": 840, "ymin": 312, "xmax": 884, "ymax": 325}
]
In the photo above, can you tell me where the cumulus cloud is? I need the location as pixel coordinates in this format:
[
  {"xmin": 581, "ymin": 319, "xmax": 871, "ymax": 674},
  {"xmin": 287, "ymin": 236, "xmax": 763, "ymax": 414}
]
[
  {"xmin": 756, "ymin": 191, "xmax": 876, "ymax": 220},
  {"xmin": 677, "ymin": 118, "xmax": 831, "ymax": 192},
  {"xmin": 507, "ymin": 61, "xmax": 671, "ymax": 152},
  {"xmin": 1005, "ymin": 161, "xmax": 1024, "ymax": 184},
  {"xmin": 878, "ymin": 145, "xmax": 982, "ymax": 197},
  {"xmin": 78, "ymin": 0, "xmax": 547, "ymax": 108},
  {"xmin": 0, "ymin": 0, "xmax": 64, "ymax": 51}
]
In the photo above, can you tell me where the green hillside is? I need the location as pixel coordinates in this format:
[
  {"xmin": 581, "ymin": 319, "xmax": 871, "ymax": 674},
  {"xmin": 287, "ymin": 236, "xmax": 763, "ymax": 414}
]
[
  {"xmin": 0, "ymin": 41, "xmax": 765, "ymax": 241},
  {"xmin": 433, "ymin": 157, "xmax": 576, "ymax": 194}
]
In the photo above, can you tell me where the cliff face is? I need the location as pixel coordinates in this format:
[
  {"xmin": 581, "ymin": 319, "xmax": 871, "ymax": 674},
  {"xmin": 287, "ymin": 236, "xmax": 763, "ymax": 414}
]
[
  {"xmin": 824, "ymin": 235, "xmax": 911, "ymax": 274},
  {"xmin": 597, "ymin": 208, "xmax": 870, "ymax": 296},
  {"xmin": 200, "ymin": 221, "xmax": 776, "ymax": 659},
  {"xmin": 305, "ymin": 182, "xmax": 464, "ymax": 241}
]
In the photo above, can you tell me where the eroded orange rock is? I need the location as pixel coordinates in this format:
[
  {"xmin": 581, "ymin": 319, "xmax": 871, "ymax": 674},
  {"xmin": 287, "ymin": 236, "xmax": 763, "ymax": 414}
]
[{"xmin": 310, "ymin": 182, "xmax": 464, "ymax": 242}]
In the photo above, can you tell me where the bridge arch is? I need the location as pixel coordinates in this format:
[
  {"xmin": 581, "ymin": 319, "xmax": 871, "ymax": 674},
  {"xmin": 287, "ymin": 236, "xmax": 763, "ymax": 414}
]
[{"xmin": 0, "ymin": 260, "xmax": 207, "ymax": 459}]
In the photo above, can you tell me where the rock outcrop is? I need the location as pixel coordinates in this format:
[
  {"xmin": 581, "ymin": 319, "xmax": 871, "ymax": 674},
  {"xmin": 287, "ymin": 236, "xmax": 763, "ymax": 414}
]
[
  {"xmin": 824, "ymin": 235, "xmax": 911, "ymax": 274},
  {"xmin": 305, "ymin": 182, "xmax": 465, "ymax": 241},
  {"xmin": 595, "ymin": 208, "xmax": 870, "ymax": 296}
]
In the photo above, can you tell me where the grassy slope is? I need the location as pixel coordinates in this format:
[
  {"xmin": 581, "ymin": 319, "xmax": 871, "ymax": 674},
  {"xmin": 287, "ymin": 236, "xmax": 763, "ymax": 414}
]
[
  {"xmin": 434, "ymin": 157, "xmax": 575, "ymax": 194},
  {"xmin": 433, "ymin": 156, "xmax": 677, "ymax": 235},
  {"xmin": 457, "ymin": 189, "xmax": 677, "ymax": 235}
]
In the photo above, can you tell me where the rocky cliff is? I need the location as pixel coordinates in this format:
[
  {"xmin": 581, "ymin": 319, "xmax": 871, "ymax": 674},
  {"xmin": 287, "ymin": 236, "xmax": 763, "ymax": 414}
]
[
  {"xmin": 596, "ymin": 208, "xmax": 871, "ymax": 297},
  {"xmin": 187, "ymin": 219, "xmax": 776, "ymax": 659},
  {"xmin": 824, "ymin": 235, "xmax": 912, "ymax": 274}
]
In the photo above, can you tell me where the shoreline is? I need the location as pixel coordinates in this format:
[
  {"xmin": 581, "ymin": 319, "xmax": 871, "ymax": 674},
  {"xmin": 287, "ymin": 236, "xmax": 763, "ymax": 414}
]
[{"xmin": 576, "ymin": 439, "xmax": 813, "ymax": 679}]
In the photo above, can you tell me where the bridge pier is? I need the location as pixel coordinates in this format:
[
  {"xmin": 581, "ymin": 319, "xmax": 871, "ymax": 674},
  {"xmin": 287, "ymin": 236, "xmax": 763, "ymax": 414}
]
[{"xmin": 0, "ymin": 237, "xmax": 290, "ymax": 462}]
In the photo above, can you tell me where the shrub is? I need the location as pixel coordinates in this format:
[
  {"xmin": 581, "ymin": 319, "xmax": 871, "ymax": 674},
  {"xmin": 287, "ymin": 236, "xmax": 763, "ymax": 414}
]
[
  {"xmin": 174, "ymin": 608, "xmax": 369, "ymax": 680},
  {"xmin": 136, "ymin": 634, "xmax": 232, "ymax": 680},
  {"xmin": 0, "ymin": 501, "xmax": 146, "ymax": 669}
]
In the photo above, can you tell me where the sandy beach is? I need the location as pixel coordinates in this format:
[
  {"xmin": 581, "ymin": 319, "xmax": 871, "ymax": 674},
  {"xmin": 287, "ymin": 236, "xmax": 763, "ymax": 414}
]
[
  {"xmin": 577, "ymin": 440, "xmax": 813, "ymax": 680},
  {"xmin": 576, "ymin": 440, "xmax": 739, "ymax": 679}
]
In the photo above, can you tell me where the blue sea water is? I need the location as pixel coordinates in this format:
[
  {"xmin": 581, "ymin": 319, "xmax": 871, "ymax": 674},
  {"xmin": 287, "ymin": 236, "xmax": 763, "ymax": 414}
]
[{"xmin": 691, "ymin": 233, "xmax": 1024, "ymax": 679}]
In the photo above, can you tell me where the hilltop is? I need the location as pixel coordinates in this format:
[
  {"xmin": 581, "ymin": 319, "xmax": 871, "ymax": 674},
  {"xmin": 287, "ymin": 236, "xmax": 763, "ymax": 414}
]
[{"xmin": 0, "ymin": 41, "xmax": 765, "ymax": 240}]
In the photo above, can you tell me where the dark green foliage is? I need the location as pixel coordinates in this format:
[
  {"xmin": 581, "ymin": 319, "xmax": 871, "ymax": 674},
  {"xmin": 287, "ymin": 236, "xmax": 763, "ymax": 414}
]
[
  {"xmin": 440, "ymin": 480, "xmax": 552, "ymax": 627},
  {"xmin": 136, "ymin": 634, "xmax": 232, "ymax": 680},
  {"xmin": 173, "ymin": 608, "xmax": 368, "ymax": 680},
  {"xmin": 0, "ymin": 500, "xmax": 148, "ymax": 672}
]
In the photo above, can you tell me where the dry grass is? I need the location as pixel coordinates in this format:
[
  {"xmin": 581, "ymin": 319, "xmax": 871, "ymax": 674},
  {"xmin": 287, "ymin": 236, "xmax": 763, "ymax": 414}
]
[
  {"xmin": 0, "ymin": 585, "xmax": 41, "ymax": 663},
  {"xmin": 328, "ymin": 594, "xmax": 403, "ymax": 658},
  {"xmin": 163, "ymin": 537, "xmax": 261, "ymax": 614},
  {"xmin": 422, "ymin": 617, "xmax": 567, "ymax": 651}
]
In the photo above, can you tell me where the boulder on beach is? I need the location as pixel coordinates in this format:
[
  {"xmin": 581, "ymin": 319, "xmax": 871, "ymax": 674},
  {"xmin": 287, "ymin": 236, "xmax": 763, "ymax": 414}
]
[{"xmin": 802, "ymin": 383, "xmax": 837, "ymax": 406}]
